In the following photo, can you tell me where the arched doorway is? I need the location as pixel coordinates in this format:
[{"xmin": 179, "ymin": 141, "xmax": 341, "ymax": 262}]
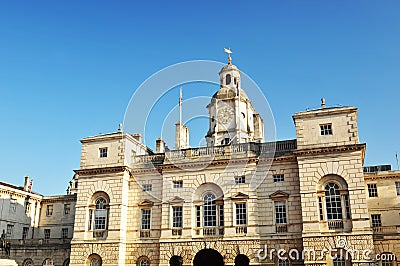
[
  {"xmin": 193, "ymin": 249, "xmax": 223, "ymax": 266},
  {"xmin": 170, "ymin": 255, "xmax": 183, "ymax": 266},
  {"xmin": 235, "ymin": 254, "xmax": 249, "ymax": 266}
]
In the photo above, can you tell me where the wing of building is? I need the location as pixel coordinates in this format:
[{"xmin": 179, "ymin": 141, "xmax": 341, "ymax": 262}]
[{"xmin": 1, "ymin": 59, "xmax": 400, "ymax": 266}]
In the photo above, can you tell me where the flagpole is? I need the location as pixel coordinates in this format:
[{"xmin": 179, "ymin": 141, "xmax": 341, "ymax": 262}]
[{"xmin": 179, "ymin": 87, "xmax": 182, "ymax": 150}]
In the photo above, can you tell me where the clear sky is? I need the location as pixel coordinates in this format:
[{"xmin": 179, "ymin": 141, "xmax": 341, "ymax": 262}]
[{"xmin": 0, "ymin": 1, "xmax": 399, "ymax": 195}]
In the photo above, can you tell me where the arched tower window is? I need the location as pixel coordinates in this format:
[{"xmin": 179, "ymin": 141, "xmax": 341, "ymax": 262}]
[
  {"xmin": 94, "ymin": 197, "xmax": 107, "ymax": 230},
  {"xmin": 88, "ymin": 192, "xmax": 110, "ymax": 238},
  {"xmin": 203, "ymin": 193, "xmax": 216, "ymax": 227},
  {"xmin": 226, "ymin": 74, "xmax": 231, "ymax": 85},
  {"xmin": 317, "ymin": 176, "xmax": 351, "ymax": 231},
  {"xmin": 137, "ymin": 256, "xmax": 150, "ymax": 266},
  {"xmin": 325, "ymin": 183, "xmax": 343, "ymax": 220}
]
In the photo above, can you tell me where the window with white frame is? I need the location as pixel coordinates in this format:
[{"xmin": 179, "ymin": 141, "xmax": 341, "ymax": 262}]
[
  {"xmin": 44, "ymin": 229, "xmax": 50, "ymax": 239},
  {"xmin": 367, "ymin": 184, "xmax": 378, "ymax": 197},
  {"xmin": 235, "ymin": 203, "xmax": 247, "ymax": 225},
  {"xmin": 273, "ymin": 174, "xmax": 284, "ymax": 183},
  {"xmin": 371, "ymin": 214, "xmax": 382, "ymax": 227},
  {"xmin": 24, "ymin": 201, "xmax": 30, "ymax": 214},
  {"xmin": 141, "ymin": 209, "xmax": 151, "ymax": 230},
  {"xmin": 325, "ymin": 183, "xmax": 343, "ymax": 220},
  {"xmin": 320, "ymin": 124, "xmax": 333, "ymax": 135},
  {"xmin": 173, "ymin": 180, "xmax": 183, "ymax": 188},
  {"xmin": 62, "ymin": 228, "xmax": 68, "ymax": 238},
  {"xmin": 319, "ymin": 181, "xmax": 351, "ymax": 222},
  {"xmin": 396, "ymin": 182, "xmax": 400, "ymax": 196},
  {"xmin": 196, "ymin": 206, "xmax": 201, "ymax": 227},
  {"xmin": 203, "ymin": 193, "xmax": 217, "ymax": 227},
  {"xmin": 274, "ymin": 201, "xmax": 287, "ymax": 224},
  {"xmin": 333, "ymin": 257, "xmax": 345, "ymax": 266},
  {"xmin": 6, "ymin": 224, "xmax": 14, "ymax": 239},
  {"xmin": 9, "ymin": 198, "xmax": 16, "ymax": 212},
  {"xmin": 172, "ymin": 206, "xmax": 183, "ymax": 228},
  {"xmin": 94, "ymin": 197, "xmax": 107, "ymax": 230},
  {"xmin": 99, "ymin": 147, "xmax": 108, "ymax": 158},
  {"xmin": 142, "ymin": 184, "xmax": 152, "ymax": 192}
]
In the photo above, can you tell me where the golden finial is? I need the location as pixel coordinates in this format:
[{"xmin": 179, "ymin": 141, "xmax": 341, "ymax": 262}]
[{"xmin": 224, "ymin": 47, "xmax": 233, "ymax": 64}]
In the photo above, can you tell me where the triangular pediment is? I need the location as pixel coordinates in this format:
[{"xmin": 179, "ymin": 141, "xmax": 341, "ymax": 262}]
[
  {"xmin": 138, "ymin": 199, "xmax": 154, "ymax": 207},
  {"xmin": 269, "ymin": 190, "xmax": 289, "ymax": 199},
  {"xmin": 231, "ymin": 192, "xmax": 249, "ymax": 200},
  {"xmin": 168, "ymin": 196, "xmax": 185, "ymax": 204}
]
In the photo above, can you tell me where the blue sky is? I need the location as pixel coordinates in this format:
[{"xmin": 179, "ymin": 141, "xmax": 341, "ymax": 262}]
[{"xmin": 0, "ymin": 1, "xmax": 399, "ymax": 195}]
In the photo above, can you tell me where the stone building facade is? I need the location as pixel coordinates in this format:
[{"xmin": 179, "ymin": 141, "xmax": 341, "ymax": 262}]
[{"xmin": 1, "ymin": 58, "xmax": 400, "ymax": 266}]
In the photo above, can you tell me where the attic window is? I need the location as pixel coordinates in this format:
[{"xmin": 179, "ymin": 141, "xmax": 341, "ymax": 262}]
[
  {"xmin": 99, "ymin": 147, "xmax": 108, "ymax": 158},
  {"xmin": 320, "ymin": 124, "xmax": 333, "ymax": 135}
]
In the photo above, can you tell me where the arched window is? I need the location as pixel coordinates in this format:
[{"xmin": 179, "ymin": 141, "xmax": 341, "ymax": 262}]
[
  {"xmin": 203, "ymin": 193, "xmax": 216, "ymax": 227},
  {"xmin": 325, "ymin": 183, "xmax": 342, "ymax": 220},
  {"xmin": 235, "ymin": 254, "xmax": 250, "ymax": 266},
  {"xmin": 42, "ymin": 258, "xmax": 54, "ymax": 266},
  {"xmin": 94, "ymin": 197, "xmax": 107, "ymax": 230},
  {"xmin": 87, "ymin": 254, "xmax": 102, "ymax": 266},
  {"xmin": 88, "ymin": 193, "xmax": 110, "ymax": 238},
  {"xmin": 23, "ymin": 259, "xmax": 34, "ymax": 266},
  {"xmin": 317, "ymin": 177, "xmax": 351, "ymax": 228},
  {"xmin": 170, "ymin": 255, "xmax": 183, "ymax": 266},
  {"xmin": 226, "ymin": 74, "xmax": 231, "ymax": 85},
  {"xmin": 137, "ymin": 257, "xmax": 150, "ymax": 266}
]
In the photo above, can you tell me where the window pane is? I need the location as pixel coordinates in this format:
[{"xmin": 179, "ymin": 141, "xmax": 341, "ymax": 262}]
[
  {"xmin": 325, "ymin": 183, "xmax": 343, "ymax": 220},
  {"xmin": 274, "ymin": 202, "xmax": 287, "ymax": 224},
  {"xmin": 203, "ymin": 194, "xmax": 216, "ymax": 227},
  {"xmin": 141, "ymin": 209, "xmax": 151, "ymax": 230},
  {"xmin": 236, "ymin": 203, "xmax": 247, "ymax": 225},
  {"xmin": 172, "ymin": 206, "xmax": 183, "ymax": 228}
]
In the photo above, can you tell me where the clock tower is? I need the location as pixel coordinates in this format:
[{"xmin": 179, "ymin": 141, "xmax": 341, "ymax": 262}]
[{"xmin": 206, "ymin": 51, "xmax": 264, "ymax": 146}]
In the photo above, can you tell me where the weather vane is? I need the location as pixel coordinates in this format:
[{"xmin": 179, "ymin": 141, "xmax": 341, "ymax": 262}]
[{"xmin": 224, "ymin": 47, "xmax": 233, "ymax": 64}]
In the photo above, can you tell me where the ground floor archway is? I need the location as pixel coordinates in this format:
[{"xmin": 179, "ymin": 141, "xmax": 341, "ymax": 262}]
[
  {"xmin": 235, "ymin": 254, "xmax": 249, "ymax": 266},
  {"xmin": 193, "ymin": 249, "xmax": 224, "ymax": 266}
]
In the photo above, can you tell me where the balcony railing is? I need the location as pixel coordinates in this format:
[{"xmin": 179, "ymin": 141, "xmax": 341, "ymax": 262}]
[
  {"xmin": 276, "ymin": 224, "xmax": 288, "ymax": 233},
  {"xmin": 140, "ymin": 230, "xmax": 151, "ymax": 238},
  {"xmin": 363, "ymin": 165, "xmax": 391, "ymax": 173},
  {"xmin": 328, "ymin": 220, "xmax": 344, "ymax": 230},
  {"xmin": 193, "ymin": 227, "xmax": 224, "ymax": 237},
  {"xmin": 372, "ymin": 226, "xmax": 400, "ymax": 234},
  {"xmin": 235, "ymin": 226, "xmax": 248, "ymax": 235},
  {"xmin": 172, "ymin": 229, "xmax": 182, "ymax": 236},
  {"xmin": 134, "ymin": 140, "xmax": 297, "ymax": 167},
  {"xmin": 93, "ymin": 230, "xmax": 107, "ymax": 239}
]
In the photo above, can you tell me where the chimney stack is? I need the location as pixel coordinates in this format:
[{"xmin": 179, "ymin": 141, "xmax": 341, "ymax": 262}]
[
  {"xmin": 24, "ymin": 176, "xmax": 30, "ymax": 191},
  {"xmin": 156, "ymin": 138, "xmax": 165, "ymax": 153}
]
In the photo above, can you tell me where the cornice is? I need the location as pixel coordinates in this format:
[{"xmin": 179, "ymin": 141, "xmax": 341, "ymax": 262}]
[
  {"xmin": 293, "ymin": 143, "xmax": 366, "ymax": 157},
  {"xmin": 364, "ymin": 173, "xmax": 400, "ymax": 180},
  {"xmin": 74, "ymin": 166, "xmax": 129, "ymax": 176}
]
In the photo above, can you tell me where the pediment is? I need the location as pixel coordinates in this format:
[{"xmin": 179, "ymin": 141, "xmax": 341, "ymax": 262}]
[
  {"xmin": 269, "ymin": 190, "xmax": 289, "ymax": 200},
  {"xmin": 138, "ymin": 199, "xmax": 154, "ymax": 207},
  {"xmin": 231, "ymin": 192, "xmax": 249, "ymax": 200},
  {"xmin": 168, "ymin": 196, "xmax": 185, "ymax": 204}
]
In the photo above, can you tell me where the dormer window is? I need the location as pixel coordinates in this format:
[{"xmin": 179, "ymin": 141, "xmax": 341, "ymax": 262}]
[
  {"xmin": 99, "ymin": 147, "xmax": 108, "ymax": 158},
  {"xmin": 226, "ymin": 74, "xmax": 231, "ymax": 85},
  {"xmin": 320, "ymin": 124, "xmax": 333, "ymax": 135}
]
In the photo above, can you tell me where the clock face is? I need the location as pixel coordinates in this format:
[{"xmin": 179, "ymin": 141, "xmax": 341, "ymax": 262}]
[{"xmin": 217, "ymin": 107, "xmax": 234, "ymax": 124}]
